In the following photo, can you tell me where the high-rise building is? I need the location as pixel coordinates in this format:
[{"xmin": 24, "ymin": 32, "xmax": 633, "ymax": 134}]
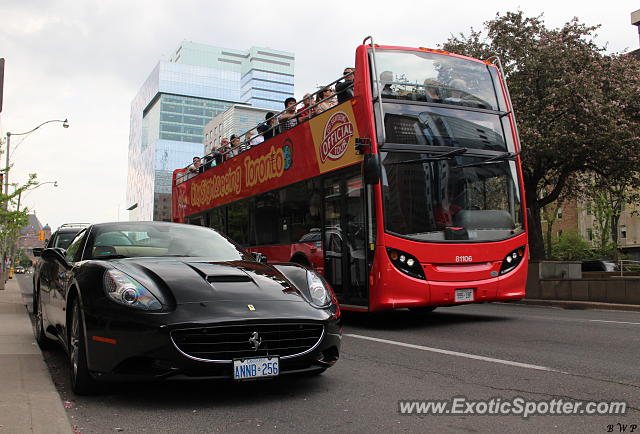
[
  {"xmin": 204, "ymin": 104, "xmax": 273, "ymax": 154},
  {"xmin": 127, "ymin": 42, "xmax": 295, "ymax": 221}
]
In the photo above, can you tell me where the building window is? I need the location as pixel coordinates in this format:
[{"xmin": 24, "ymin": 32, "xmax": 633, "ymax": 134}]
[
  {"xmin": 621, "ymin": 225, "xmax": 627, "ymax": 239},
  {"xmin": 587, "ymin": 228, "xmax": 593, "ymax": 241},
  {"xmin": 556, "ymin": 207, "xmax": 562, "ymax": 220},
  {"xmin": 557, "ymin": 230, "xmax": 563, "ymax": 237}
]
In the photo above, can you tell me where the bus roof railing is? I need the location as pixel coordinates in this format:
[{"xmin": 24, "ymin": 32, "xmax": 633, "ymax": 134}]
[{"xmin": 175, "ymin": 70, "xmax": 354, "ymax": 185}]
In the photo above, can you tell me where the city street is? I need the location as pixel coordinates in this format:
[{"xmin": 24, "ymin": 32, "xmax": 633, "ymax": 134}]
[{"xmin": 16, "ymin": 274, "xmax": 639, "ymax": 433}]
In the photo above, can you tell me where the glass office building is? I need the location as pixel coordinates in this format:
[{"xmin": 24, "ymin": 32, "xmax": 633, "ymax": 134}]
[{"xmin": 127, "ymin": 42, "xmax": 295, "ymax": 221}]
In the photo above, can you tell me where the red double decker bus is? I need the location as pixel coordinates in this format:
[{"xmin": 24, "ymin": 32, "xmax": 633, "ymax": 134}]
[{"xmin": 172, "ymin": 38, "xmax": 528, "ymax": 312}]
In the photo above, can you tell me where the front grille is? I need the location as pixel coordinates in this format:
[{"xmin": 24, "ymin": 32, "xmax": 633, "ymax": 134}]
[{"xmin": 171, "ymin": 322, "xmax": 324, "ymax": 362}]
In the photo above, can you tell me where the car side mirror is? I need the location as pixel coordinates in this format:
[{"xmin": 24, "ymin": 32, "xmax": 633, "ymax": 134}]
[
  {"xmin": 363, "ymin": 154, "xmax": 380, "ymax": 185},
  {"xmin": 251, "ymin": 252, "xmax": 268, "ymax": 263},
  {"xmin": 32, "ymin": 247, "xmax": 43, "ymax": 257},
  {"xmin": 41, "ymin": 248, "xmax": 70, "ymax": 269}
]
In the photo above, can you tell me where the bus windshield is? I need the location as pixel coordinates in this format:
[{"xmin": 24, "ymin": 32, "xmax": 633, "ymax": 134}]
[
  {"xmin": 381, "ymin": 152, "xmax": 524, "ymax": 242},
  {"xmin": 373, "ymin": 49, "xmax": 499, "ymax": 110},
  {"xmin": 383, "ymin": 105, "xmax": 508, "ymax": 152}
]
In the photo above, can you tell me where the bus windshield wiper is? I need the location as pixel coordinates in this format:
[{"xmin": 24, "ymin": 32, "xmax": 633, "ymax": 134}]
[
  {"xmin": 455, "ymin": 151, "xmax": 519, "ymax": 169},
  {"xmin": 390, "ymin": 148, "xmax": 468, "ymax": 165}
]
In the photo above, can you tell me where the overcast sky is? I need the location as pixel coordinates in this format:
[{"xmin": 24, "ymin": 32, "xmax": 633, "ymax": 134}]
[{"xmin": 0, "ymin": 0, "xmax": 638, "ymax": 230}]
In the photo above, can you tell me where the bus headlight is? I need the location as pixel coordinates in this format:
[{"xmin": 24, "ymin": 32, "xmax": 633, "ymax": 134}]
[
  {"xmin": 387, "ymin": 248, "xmax": 425, "ymax": 280},
  {"xmin": 499, "ymin": 246, "xmax": 526, "ymax": 275},
  {"xmin": 306, "ymin": 271, "xmax": 332, "ymax": 308}
]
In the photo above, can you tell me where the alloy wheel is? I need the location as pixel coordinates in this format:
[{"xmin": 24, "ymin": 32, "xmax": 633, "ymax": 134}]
[{"xmin": 70, "ymin": 303, "xmax": 80, "ymax": 378}]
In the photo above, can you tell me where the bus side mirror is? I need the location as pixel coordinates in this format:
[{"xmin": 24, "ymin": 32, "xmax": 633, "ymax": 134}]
[
  {"xmin": 364, "ymin": 154, "xmax": 380, "ymax": 185},
  {"xmin": 251, "ymin": 252, "xmax": 268, "ymax": 263},
  {"xmin": 32, "ymin": 247, "xmax": 43, "ymax": 257}
]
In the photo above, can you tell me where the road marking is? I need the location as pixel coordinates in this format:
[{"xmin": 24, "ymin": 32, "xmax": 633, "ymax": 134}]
[
  {"xmin": 345, "ymin": 333, "xmax": 567, "ymax": 373},
  {"xmin": 589, "ymin": 319, "xmax": 640, "ymax": 326}
]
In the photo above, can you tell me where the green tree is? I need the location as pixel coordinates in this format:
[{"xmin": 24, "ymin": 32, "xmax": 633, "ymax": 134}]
[
  {"xmin": 582, "ymin": 172, "xmax": 639, "ymax": 259},
  {"xmin": 0, "ymin": 139, "xmax": 38, "ymax": 273},
  {"xmin": 15, "ymin": 248, "xmax": 32, "ymax": 268},
  {"xmin": 551, "ymin": 231, "xmax": 592, "ymax": 261},
  {"xmin": 441, "ymin": 11, "xmax": 640, "ymax": 260}
]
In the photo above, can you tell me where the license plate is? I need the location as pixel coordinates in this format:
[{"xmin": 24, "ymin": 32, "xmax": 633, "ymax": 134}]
[
  {"xmin": 233, "ymin": 357, "xmax": 279, "ymax": 380},
  {"xmin": 455, "ymin": 288, "xmax": 474, "ymax": 302}
]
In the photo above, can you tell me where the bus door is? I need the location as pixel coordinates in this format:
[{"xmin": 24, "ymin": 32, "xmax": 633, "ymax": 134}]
[{"xmin": 323, "ymin": 169, "xmax": 368, "ymax": 308}]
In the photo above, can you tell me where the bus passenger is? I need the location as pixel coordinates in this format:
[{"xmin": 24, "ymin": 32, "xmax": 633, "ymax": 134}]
[
  {"xmin": 188, "ymin": 157, "xmax": 202, "ymax": 174},
  {"xmin": 257, "ymin": 112, "xmax": 277, "ymax": 140},
  {"xmin": 279, "ymin": 97, "xmax": 298, "ymax": 131},
  {"xmin": 380, "ymin": 71, "xmax": 397, "ymax": 97},
  {"xmin": 217, "ymin": 137, "xmax": 230, "ymax": 164},
  {"xmin": 203, "ymin": 152, "xmax": 215, "ymax": 170},
  {"xmin": 249, "ymin": 129, "xmax": 264, "ymax": 147},
  {"xmin": 296, "ymin": 93, "xmax": 314, "ymax": 122},
  {"xmin": 315, "ymin": 86, "xmax": 337, "ymax": 114},
  {"xmin": 444, "ymin": 78, "xmax": 467, "ymax": 105},
  {"xmin": 335, "ymin": 67, "xmax": 355, "ymax": 104},
  {"xmin": 423, "ymin": 78, "xmax": 442, "ymax": 103},
  {"xmin": 229, "ymin": 135, "xmax": 241, "ymax": 157}
]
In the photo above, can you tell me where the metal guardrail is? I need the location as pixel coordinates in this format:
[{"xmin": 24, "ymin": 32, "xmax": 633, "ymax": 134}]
[
  {"xmin": 617, "ymin": 260, "xmax": 640, "ymax": 277},
  {"xmin": 175, "ymin": 70, "xmax": 355, "ymax": 185}
]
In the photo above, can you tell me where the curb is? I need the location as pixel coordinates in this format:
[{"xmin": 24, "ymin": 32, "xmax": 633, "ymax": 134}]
[{"xmin": 510, "ymin": 298, "xmax": 640, "ymax": 312}]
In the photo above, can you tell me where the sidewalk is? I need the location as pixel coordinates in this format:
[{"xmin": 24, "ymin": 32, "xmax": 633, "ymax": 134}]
[{"xmin": 0, "ymin": 279, "xmax": 72, "ymax": 433}]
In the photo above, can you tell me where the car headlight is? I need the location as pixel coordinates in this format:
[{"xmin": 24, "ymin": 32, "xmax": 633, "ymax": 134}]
[
  {"xmin": 306, "ymin": 270, "xmax": 332, "ymax": 308},
  {"xmin": 103, "ymin": 269, "xmax": 162, "ymax": 310}
]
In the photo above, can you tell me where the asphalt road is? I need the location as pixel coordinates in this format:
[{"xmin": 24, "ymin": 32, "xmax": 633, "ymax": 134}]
[{"xmin": 16, "ymin": 274, "xmax": 640, "ymax": 433}]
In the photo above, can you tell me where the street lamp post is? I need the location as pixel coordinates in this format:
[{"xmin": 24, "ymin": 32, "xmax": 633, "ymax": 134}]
[{"xmin": 4, "ymin": 118, "xmax": 69, "ymax": 198}]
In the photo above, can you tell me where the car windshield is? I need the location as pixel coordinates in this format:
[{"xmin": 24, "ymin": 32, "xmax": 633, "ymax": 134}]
[
  {"xmin": 372, "ymin": 49, "xmax": 499, "ymax": 110},
  {"xmin": 54, "ymin": 232, "xmax": 79, "ymax": 249},
  {"xmin": 86, "ymin": 223, "xmax": 251, "ymax": 260},
  {"xmin": 381, "ymin": 150, "xmax": 524, "ymax": 242}
]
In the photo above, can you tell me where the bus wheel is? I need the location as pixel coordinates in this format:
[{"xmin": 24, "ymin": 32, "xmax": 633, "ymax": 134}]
[{"xmin": 408, "ymin": 306, "xmax": 437, "ymax": 313}]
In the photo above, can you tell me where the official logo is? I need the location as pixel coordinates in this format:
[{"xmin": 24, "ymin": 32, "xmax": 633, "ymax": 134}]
[
  {"xmin": 320, "ymin": 111, "xmax": 354, "ymax": 163},
  {"xmin": 248, "ymin": 332, "xmax": 262, "ymax": 351}
]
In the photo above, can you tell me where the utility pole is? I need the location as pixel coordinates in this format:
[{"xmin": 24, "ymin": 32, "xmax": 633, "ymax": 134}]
[{"xmin": 0, "ymin": 58, "xmax": 5, "ymax": 114}]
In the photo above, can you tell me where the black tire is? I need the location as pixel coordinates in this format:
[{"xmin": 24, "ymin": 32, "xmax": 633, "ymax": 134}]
[
  {"xmin": 68, "ymin": 298, "xmax": 98, "ymax": 395},
  {"xmin": 34, "ymin": 288, "xmax": 56, "ymax": 350},
  {"xmin": 32, "ymin": 280, "xmax": 37, "ymax": 314},
  {"xmin": 408, "ymin": 306, "xmax": 437, "ymax": 313}
]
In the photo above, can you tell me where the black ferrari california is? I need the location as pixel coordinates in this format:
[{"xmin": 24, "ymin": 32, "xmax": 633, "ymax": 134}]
[{"xmin": 34, "ymin": 221, "xmax": 341, "ymax": 394}]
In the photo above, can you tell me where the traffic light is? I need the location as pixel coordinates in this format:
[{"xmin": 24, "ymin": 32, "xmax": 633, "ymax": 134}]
[{"xmin": 38, "ymin": 230, "xmax": 45, "ymax": 241}]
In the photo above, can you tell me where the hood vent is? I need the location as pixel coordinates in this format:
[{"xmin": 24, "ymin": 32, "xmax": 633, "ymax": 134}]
[{"xmin": 207, "ymin": 275, "xmax": 252, "ymax": 283}]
